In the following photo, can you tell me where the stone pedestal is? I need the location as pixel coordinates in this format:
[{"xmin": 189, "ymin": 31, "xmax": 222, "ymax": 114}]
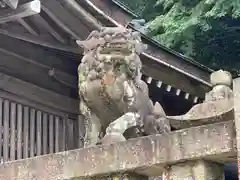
[{"xmin": 163, "ymin": 160, "xmax": 224, "ymax": 180}]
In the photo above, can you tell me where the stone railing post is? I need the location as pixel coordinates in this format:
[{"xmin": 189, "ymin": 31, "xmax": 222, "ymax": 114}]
[
  {"xmin": 162, "ymin": 160, "xmax": 224, "ymax": 180},
  {"xmin": 205, "ymin": 69, "xmax": 233, "ymax": 101},
  {"xmin": 163, "ymin": 70, "xmax": 232, "ymax": 180}
]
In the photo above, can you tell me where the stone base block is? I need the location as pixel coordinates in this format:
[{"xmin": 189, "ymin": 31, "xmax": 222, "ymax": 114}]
[
  {"xmin": 163, "ymin": 160, "xmax": 224, "ymax": 180},
  {"xmin": 74, "ymin": 173, "xmax": 148, "ymax": 180}
]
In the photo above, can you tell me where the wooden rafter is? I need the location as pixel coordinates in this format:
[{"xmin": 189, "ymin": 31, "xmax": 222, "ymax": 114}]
[{"xmin": 0, "ymin": 0, "xmax": 41, "ymax": 24}]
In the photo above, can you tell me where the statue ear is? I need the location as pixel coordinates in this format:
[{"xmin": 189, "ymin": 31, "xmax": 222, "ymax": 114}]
[
  {"xmin": 76, "ymin": 40, "xmax": 85, "ymax": 48},
  {"xmin": 76, "ymin": 37, "xmax": 105, "ymax": 51}
]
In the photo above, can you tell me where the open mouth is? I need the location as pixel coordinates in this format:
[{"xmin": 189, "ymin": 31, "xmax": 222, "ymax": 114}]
[{"xmin": 99, "ymin": 42, "xmax": 132, "ymax": 56}]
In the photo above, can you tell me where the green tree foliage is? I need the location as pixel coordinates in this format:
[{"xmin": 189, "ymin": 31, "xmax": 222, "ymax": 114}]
[{"xmin": 118, "ymin": 0, "xmax": 240, "ymax": 75}]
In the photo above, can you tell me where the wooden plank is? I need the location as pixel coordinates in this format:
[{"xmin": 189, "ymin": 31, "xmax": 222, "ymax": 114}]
[
  {"xmin": 42, "ymin": 0, "xmax": 89, "ymax": 39},
  {"xmin": 58, "ymin": 0, "xmax": 101, "ymax": 30},
  {"xmin": 0, "ymin": 47, "xmax": 77, "ymax": 97},
  {"xmin": 60, "ymin": 116, "xmax": 66, "ymax": 151},
  {"xmin": 68, "ymin": 119, "xmax": 74, "ymax": 150},
  {"xmin": 65, "ymin": 118, "xmax": 73, "ymax": 151},
  {"xmin": 0, "ymin": 90, "xmax": 70, "ymax": 119},
  {"xmin": 0, "ymin": 98, "xmax": 3, "ymax": 161},
  {"xmin": 16, "ymin": 104, "xmax": 22, "ymax": 160},
  {"xmin": 3, "ymin": 100, "xmax": 9, "ymax": 162},
  {"xmin": 10, "ymin": 102, "xmax": 16, "ymax": 161},
  {"xmin": 0, "ymin": 29, "xmax": 79, "ymax": 55},
  {"xmin": 54, "ymin": 116, "xmax": 60, "ymax": 153},
  {"xmin": 0, "ymin": 34, "xmax": 79, "ymax": 74},
  {"xmin": 29, "ymin": 108, "xmax": 35, "ymax": 157},
  {"xmin": 49, "ymin": 115, "xmax": 54, "ymax": 153},
  {"xmin": 73, "ymin": 117, "xmax": 79, "ymax": 149},
  {"xmin": 36, "ymin": 110, "xmax": 42, "ymax": 156},
  {"xmin": 0, "ymin": 72, "xmax": 78, "ymax": 115},
  {"xmin": 42, "ymin": 113, "xmax": 48, "ymax": 155},
  {"xmin": 23, "ymin": 106, "xmax": 29, "ymax": 159},
  {"xmin": 0, "ymin": 0, "xmax": 41, "ymax": 24},
  {"xmin": 31, "ymin": 14, "xmax": 65, "ymax": 43}
]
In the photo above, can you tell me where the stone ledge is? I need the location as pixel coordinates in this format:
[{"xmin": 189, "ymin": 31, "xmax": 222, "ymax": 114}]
[{"xmin": 0, "ymin": 121, "xmax": 236, "ymax": 180}]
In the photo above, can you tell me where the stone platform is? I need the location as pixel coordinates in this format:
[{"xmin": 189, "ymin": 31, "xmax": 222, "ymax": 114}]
[{"xmin": 0, "ymin": 121, "xmax": 236, "ymax": 180}]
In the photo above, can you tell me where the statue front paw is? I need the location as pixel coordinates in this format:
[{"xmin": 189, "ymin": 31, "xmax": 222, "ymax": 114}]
[
  {"xmin": 144, "ymin": 115, "xmax": 171, "ymax": 135},
  {"xmin": 100, "ymin": 133, "xmax": 126, "ymax": 145}
]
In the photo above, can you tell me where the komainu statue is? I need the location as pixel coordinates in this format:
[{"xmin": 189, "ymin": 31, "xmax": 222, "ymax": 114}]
[{"xmin": 77, "ymin": 27, "xmax": 170, "ymax": 147}]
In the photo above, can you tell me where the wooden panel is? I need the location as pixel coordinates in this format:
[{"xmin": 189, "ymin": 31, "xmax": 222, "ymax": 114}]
[
  {"xmin": 3, "ymin": 100, "xmax": 9, "ymax": 162},
  {"xmin": 66, "ymin": 119, "xmax": 74, "ymax": 150},
  {"xmin": 23, "ymin": 106, "xmax": 29, "ymax": 158},
  {"xmin": 0, "ymin": 72, "xmax": 78, "ymax": 115},
  {"xmin": 10, "ymin": 102, "xmax": 16, "ymax": 161},
  {"xmin": 36, "ymin": 110, "xmax": 42, "ymax": 156},
  {"xmin": 0, "ymin": 98, "xmax": 3, "ymax": 161},
  {"xmin": 60, "ymin": 116, "xmax": 66, "ymax": 151},
  {"xmin": 49, "ymin": 115, "xmax": 54, "ymax": 153},
  {"xmin": 0, "ymin": 34, "xmax": 78, "ymax": 74},
  {"xmin": 42, "ymin": 113, "xmax": 48, "ymax": 154},
  {"xmin": 16, "ymin": 104, "xmax": 23, "ymax": 160},
  {"xmin": 54, "ymin": 116, "xmax": 60, "ymax": 153},
  {"xmin": 42, "ymin": 0, "xmax": 89, "ymax": 39},
  {"xmin": 0, "ymin": 47, "xmax": 77, "ymax": 98},
  {"xmin": 29, "ymin": 108, "xmax": 35, "ymax": 157}
]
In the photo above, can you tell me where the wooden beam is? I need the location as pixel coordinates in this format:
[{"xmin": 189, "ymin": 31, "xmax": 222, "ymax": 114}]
[
  {"xmin": 0, "ymin": 47, "xmax": 78, "ymax": 97},
  {"xmin": 0, "ymin": 121, "xmax": 235, "ymax": 179},
  {"xmin": 41, "ymin": 0, "xmax": 90, "ymax": 39},
  {"xmin": 0, "ymin": 34, "xmax": 79, "ymax": 75},
  {"xmin": 3, "ymin": 0, "xmax": 18, "ymax": 9},
  {"xmin": 31, "ymin": 14, "xmax": 66, "ymax": 43},
  {"xmin": 0, "ymin": 72, "xmax": 78, "ymax": 115},
  {"xmin": 0, "ymin": 0, "xmax": 41, "ymax": 24},
  {"xmin": 58, "ymin": 0, "xmax": 102, "ymax": 30},
  {"xmin": 0, "ymin": 28, "xmax": 80, "ymax": 54},
  {"xmin": 17, "ymin": 18, "xmax": 38, "ymax": 36},
  {"xmin": 130, "ymin": 25, "xmax": 212, "ymax": 86},
  {"xmin": 81, "ymin": 0, "xmax": 132, "ymax": 26},
  {"xmin": 141, "ymin": 55, "xmax": 210, "ymax": 98},
  {"xmin": 41, "ymin": 5, "xmax": 82, "ymax": 40}
]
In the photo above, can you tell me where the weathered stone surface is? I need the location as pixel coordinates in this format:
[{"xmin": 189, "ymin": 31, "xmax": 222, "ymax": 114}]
[
  {"xmin": 167, "ymin": 70, "xmax": 234, "ymax": 130},
  {"xmin": 73, "ymin": 173, "xmax": 148, "ymax": 180},
  {"xmin": 0, "ymin": 121, "xmax": 236, "ymax": 180},
  {"xmin": 163, "ymin": 160, "xmax": 224, "ymax": 180},
  {"xmin": 167, "ymin": 99, "xmax": 234, "ymax": 129},
  {"xmin": 233, "ymin": 77, "xmax": 240, "ymax": 177},
  {"xmin": 210, "ymin": 70, "xmax": 232, "ymax": 87}
]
